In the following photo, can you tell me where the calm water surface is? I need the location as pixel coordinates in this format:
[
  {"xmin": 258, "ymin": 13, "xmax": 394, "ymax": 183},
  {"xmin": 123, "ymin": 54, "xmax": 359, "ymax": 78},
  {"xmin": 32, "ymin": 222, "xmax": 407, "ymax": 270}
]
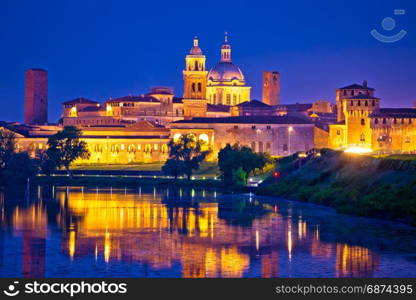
[{"xmin": 0, "ymin": 185, "xmax": 415, "ymax": 278}]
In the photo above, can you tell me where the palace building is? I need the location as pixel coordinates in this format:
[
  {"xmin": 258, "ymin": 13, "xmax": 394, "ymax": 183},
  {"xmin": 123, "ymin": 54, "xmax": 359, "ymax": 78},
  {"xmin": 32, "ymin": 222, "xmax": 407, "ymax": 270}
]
[{"xmin": 1, "ymin": 34, "xmax": 415, "ymax": 166}]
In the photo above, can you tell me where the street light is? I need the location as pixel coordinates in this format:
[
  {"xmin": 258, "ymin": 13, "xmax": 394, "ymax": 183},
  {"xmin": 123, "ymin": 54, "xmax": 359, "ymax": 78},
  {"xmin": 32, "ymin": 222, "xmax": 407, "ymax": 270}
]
[{"xmin": 288, "ymin": 126, "xmax": 293, "ymax": 154}]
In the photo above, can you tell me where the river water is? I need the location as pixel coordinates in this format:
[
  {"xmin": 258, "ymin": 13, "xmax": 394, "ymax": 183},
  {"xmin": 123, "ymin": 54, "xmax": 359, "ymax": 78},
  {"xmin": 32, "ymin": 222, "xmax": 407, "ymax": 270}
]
[{"xmin": 0, "ymin": 185, "xmax": 415, "ymax": 278}]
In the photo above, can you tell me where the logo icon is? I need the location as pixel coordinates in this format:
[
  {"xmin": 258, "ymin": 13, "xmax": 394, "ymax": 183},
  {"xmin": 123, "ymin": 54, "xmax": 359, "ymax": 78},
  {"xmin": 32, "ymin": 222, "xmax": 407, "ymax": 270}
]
[
  {"xmin": 3, "ymin": 281, "xmax": 20, "ymax": 297},
  {"xmin": 371, "ymin": 9, "xmax": 407, "ymax": 43}
]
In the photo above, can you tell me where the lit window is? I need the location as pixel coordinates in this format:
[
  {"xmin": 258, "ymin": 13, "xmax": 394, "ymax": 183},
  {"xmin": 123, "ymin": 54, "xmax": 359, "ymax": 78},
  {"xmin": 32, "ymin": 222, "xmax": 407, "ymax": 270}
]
[
  {"xmin": 173, "ymin": 133, "xmax": 182, "ymax": 142},
  {"xmin": 199, "ymin": 134, "xmax": 209, "ymax": 143}
]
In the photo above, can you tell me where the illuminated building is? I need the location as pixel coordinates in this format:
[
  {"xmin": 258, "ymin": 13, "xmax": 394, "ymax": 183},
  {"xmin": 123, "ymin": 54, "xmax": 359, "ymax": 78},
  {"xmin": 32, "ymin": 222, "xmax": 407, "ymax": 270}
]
[
  {"xmin": 329, "ymin": 81, "xmax": 416, "ymax": 152},
  {"xmin": 2, "ymin": 36, "xmax": 415, "ymax": 165},
  {"xmin": 206, "ymin": 33, "xmax": 251, "ymax": 106}
]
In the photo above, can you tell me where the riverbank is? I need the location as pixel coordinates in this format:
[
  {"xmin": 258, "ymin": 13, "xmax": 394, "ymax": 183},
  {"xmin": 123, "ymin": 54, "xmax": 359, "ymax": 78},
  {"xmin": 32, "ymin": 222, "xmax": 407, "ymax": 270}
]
[
  {"xmin": 32, "ymin": 175, "xmax": 224, "ymax": 189},
  {"xmin": 257, "ymin": 149, "xmax": 416, "ymax": 226}
]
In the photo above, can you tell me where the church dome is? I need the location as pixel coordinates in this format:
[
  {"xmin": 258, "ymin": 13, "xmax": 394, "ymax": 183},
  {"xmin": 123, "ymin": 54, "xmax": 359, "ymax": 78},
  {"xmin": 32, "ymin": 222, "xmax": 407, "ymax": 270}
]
[
  {"xmin": 190, "ymin": 45, "xmax": 202, "ymax": 55},
  {"xmin": 208, "ymin": 62, "xmax": 245, "ymax": 82}
]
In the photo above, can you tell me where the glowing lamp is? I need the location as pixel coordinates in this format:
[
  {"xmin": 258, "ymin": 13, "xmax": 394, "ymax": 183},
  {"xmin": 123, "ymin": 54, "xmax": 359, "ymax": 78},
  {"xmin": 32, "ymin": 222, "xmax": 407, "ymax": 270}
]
[{"xmin": 344, "ymin": 147, "xmax": 372, "ymax": 154}]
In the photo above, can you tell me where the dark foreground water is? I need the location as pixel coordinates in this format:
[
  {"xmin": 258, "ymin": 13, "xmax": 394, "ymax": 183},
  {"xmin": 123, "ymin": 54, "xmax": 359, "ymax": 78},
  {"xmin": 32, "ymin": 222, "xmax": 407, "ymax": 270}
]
[{"xmin": 0, "ymin": 185, "xmax": 415, "ymax": 278}]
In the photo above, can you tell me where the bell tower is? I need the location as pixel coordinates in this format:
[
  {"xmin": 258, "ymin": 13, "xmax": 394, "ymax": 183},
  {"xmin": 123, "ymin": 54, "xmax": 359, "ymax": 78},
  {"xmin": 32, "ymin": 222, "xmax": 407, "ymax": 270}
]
[{"xmin": 182, "ymin": 37, "xmax": 208, "ymax": 118}]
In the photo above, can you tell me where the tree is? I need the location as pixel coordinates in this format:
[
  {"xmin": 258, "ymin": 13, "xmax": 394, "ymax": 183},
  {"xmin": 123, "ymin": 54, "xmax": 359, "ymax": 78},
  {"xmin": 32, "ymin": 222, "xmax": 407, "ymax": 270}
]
[
  {"xmin": 3, "ymin": 152, "xmax": 39, "ymax": 184},
  {"xmin": 218, "ymin": 143, "xmax": 268, "ymax": 186},
  {"xmin": 163, "ymin": 134, "xmax": 210, "ymax": 180},
  {"xmin": 0, "ymin": 129, "xmax": 16, "ymax": 171},
  {"xmin": 46, "ymin": 126, "xmax": 90, "ymax": 177},
  {"xmin": 162, "ymin": 158, "xmax": 186, "ymax": 179}
]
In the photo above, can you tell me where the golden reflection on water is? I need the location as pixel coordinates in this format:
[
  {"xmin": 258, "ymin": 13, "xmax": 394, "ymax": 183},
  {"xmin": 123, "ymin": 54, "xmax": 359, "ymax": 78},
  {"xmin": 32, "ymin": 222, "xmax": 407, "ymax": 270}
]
[{"xmin": 4, "ymin": 187, "xmax": 381, "ymax": 277}]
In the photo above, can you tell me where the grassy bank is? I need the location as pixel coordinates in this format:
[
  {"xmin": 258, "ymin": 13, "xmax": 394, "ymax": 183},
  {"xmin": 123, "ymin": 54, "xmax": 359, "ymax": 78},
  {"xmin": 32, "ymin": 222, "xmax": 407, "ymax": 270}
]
[
  {"xmin": 33, "ymin": 175, "xmax": 223, "ymax": 189},
  {"xmin": 257, "ymin": 149, "xmax": 416, "ymax": 225}
]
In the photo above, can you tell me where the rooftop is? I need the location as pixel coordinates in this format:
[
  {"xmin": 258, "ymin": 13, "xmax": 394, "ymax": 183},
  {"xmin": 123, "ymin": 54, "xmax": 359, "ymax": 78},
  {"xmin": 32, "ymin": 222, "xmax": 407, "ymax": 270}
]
[
  {"xmin": 173, "ymin": 115, "xmax": 313, "ymax": 125},
  {"xmin": 370, "ymin": 108, "xmax": 416, "ymax": 118},
  {"xmin": 236, "ymin": 100, "xmax": 271, "ymax": 108},
  {"xmin": 62, "ymin": 98, "xmax": 98, "ymax": 105},
  {"xmin": 107, "ymin": 95, "xmax": 160, "ymax": 103},
  {"xmin": 207, "ymin": 104, "xmax": 230, "ymax": 112},
  {"xmin": 339, "ymin": 81, "xmax": 375, "ymax": 90}
]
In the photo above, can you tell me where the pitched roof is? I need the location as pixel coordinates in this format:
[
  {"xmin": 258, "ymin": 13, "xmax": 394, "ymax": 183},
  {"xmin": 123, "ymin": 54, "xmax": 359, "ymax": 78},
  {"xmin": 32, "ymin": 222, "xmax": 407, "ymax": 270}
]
[
  {"xmin": 106, "ymin": 95, "xmax": 160, "ymax": 103},
  {"xmin": 172, "ymin": 116, "xmax": 313, "ymax": 125},
  {"xmin": 78, "ymin": 106, "xmax": 104, "ymax": 112},
  {"xmin": 370, "ymin": 108, "xmax": 416, "ymax": 118},
  {"xmin": 274, "ymin": 103, "xmax": 313, "ymax": 111},
  {"xmin": 339, "ymin": 83, "xmax": 375, "ymax": 90},
  {"xmin": 207, "ymin": 104, "xmax": 230, "ymax": 112},
  {"xmin": 236, "ymin": 100, "xmax": 271, "ymax": 108},
  {"xmin": 62, "ymin": 98, "xmax": 98, "ymax": 105}
]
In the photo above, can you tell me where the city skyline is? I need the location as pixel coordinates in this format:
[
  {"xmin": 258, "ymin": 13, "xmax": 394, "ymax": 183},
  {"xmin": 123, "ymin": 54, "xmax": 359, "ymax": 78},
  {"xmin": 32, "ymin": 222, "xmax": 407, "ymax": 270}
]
[{"xmin": 0, "ymin": 0, "xmax": 415, "ymax": 122}]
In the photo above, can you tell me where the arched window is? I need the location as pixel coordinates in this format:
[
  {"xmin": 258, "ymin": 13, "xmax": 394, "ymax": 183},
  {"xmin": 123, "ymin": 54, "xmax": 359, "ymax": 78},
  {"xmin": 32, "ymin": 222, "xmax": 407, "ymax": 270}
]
[
  {"xmin": 128, "ymin": 144, "xmax": 135, "ymax": 153},
  {"xmin": 192, "ymin": 83, "xmax": 196, "ymax": 92},
  {"xmin": 198, "ymin": 83, "xmax": 202, "ymax": 92},
  {"xmin": 266, "ymin": 142, "xmax": 271, "ymax": 153},
  {"xmin": 361, "ymin": 118, "xmax": 365, "ymax": 126},
  {"xmin": 161, "ymin": 144, "xmax": 168, "ymax": 153},
  {"xmin": 251, "ymin": 142, "xmax": 256, "ymax": 152},
  {"xmin": 144, "ymin": 144, "xmax": 152, "ymax": 153},
  {"xmin": 365, "ymin": 101, "xmax": 368, "ymax": 106},
  {"xmin": 259, "ymin": 142, "xmax": 264, "ymax": 152},
  {"xmin": 382, "ymin": 118, "xmax": 386, "ymax": 124},
  {"xmin": 375, "ymin": 118, "xmax": 379, "ymax": 124},
  {"xmin": 194, "ymin": 60, "xmax": 198, "ymax": 71}
]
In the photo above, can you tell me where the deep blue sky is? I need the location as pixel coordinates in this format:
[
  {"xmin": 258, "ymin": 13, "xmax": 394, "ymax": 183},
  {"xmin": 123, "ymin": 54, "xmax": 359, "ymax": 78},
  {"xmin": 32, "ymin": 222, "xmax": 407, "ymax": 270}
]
[{"xmin": 0, "ymin": 0, "xmax": 415, "ymax": 122}]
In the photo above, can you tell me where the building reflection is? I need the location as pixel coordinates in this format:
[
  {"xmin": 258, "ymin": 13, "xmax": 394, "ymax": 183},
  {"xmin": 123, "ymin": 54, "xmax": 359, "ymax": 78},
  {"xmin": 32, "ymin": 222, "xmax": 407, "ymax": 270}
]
[
  {"xmin": 0, "ymin": 186, "xmax": 381, "ymax": 278},
  {"xmin": 12, "ymin": 202, "xmax": 47, "ymax": 277},
  {"xmin": 336, "ymin": 244, "xmax": 379, "ymax": 277}
]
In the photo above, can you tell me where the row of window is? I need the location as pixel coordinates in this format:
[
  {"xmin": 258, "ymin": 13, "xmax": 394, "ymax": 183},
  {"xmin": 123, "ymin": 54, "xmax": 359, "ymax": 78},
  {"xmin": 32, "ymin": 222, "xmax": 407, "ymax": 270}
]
[
  {"xmin": 378, "ymin": 136, "xmax": 411, "ymax": 143},
  {"xmin": 209, "ymin": 93, "xmax": 241, "ymax": 105},
  {"xmin": 343, "ymin": 90, "xmax": 370, "ymax": 96},
  {"xmin": 94, "ymin": 143, "xmax": 169, "ymax": 154},
  {"xmin": 349, "ymin": 100, "xmax": 376, "ymax": 107},
  {"xmin": 191, "ymin": 82, "xmax": 203, "ymax": 93},
  {"xmin": 187, "ymin": 61, "xmax": 204, "ymax": 71},
  {"xmin": 374, "ymin": 118, "xmax": 413, "ymax": 125}
]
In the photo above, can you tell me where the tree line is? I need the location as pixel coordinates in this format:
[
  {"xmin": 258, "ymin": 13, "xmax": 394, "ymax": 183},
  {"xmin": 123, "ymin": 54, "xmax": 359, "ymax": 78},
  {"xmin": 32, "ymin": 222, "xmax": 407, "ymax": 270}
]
[{"xmin": 0, "ymin": 126, "xmax": 89, "ymax": 185}]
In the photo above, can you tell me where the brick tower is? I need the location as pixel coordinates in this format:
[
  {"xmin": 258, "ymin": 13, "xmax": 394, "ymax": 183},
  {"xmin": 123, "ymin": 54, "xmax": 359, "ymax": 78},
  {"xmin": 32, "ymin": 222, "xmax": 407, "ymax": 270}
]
[
  {"xmin": 262, "ymin": 71, "xmax": 280, "ymax": 106},
  {"xmin": 24, "ymin": 69, "xmax": 48, "ymax": 124}
]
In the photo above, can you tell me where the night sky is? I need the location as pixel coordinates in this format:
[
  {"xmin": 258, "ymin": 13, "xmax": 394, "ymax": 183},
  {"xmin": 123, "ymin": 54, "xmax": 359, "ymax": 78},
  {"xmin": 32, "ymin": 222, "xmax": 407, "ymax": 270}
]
[{"xmin": 0, "ymin": 0, "xmax": 415, "ymax": 123}]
